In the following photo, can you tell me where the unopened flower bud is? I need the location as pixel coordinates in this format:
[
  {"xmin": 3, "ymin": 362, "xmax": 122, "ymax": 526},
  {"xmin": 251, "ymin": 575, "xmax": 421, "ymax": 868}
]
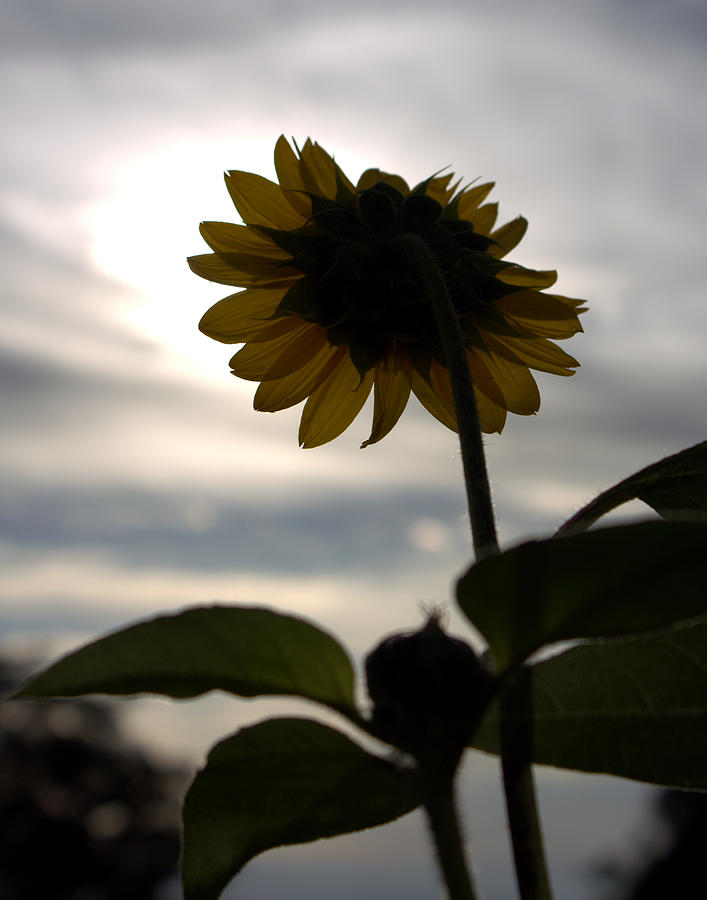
[{"xmin": 365, "ymin": 614, "xmax": 491, "ymax": 773}]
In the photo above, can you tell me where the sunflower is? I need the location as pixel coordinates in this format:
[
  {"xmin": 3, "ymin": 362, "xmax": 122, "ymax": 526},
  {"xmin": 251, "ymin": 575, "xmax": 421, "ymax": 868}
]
[{"xmin": 190, "ymin": 137, "xmax": 585, "ymax": 448}]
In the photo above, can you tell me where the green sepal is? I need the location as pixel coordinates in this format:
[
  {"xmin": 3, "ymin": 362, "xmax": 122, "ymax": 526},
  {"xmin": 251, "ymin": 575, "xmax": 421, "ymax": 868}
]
[
  {"xmin": 557, "ymin": 440, "xmax": 707, "ymax": 534},
  {"xmin": 357, "ymin": 186, "xmax": 400, "ymax": 239},
  {"xmin": 271, "ymin": 276, "xmax": 318, "ymax": 320},
  {"xmin": 437, "ymin": 221, "xmax": 496, "ymax": 253},
  {"xmin": 339, "ymin": 335, "xmax": 383, "ymax": 382},
  {"xmin": 471, "ymin": 619, "xmax": 707, "ymax": 789},
  {"xmin": 406, "ymin": 343, "xmax": 435, "ymax": 382},
  {"xmin": 451, "ymin": 255, "xmax": 525, "ymax": 305},
  {"xmin": 467, "ymin": 304, "xmax": 534, "ymax": 339},
  {"xmin": 181, "ymin": 717, "xmax": 419, "ymax": 900},
  {"xmin": 457, "ymin": 521, "xmax": 707, "ymax": 674},
  {"xmin": 253, "ymin": 223, "xmax": 326, "ymax": 257},
  {"xmin": 400, "ymin": 193, "xmax": 444, "ymax": 234},
  {"xmin": 306, "ymin": 193, "xmax": 342, "ymax": 216},
  {"xmin": 208, "ymin": 251, "xmax": 292, "ymax": 275},
  {"xmin": 14, "ymin": 605, "xmax": 362, "ymax": 725},
  {"xmin": 305, "ymin": 192, "xmax": 370, "ymax": 242}
]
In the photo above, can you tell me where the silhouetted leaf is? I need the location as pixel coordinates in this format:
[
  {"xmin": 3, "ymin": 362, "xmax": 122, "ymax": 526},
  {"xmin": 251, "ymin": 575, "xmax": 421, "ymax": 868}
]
[
  {"xmin": 182, "ymin": 717, "xmax": 418, "ymax": 900},
  {"xmin": 640, "ymin": 477, "xmax": 707, "ymax": 522},
  {"xmin": 15, "ymin": 606, "xmax": 360, "ymax": 722},
  {"xmin": 457, "ymin": 522, "xmax": 707, "ymax": 673},
  {"xmin": 558, "ymin": 440, "xmax": 707, "ymax": 534},
  {"xmin": 472, "ymin": 619, "xmax": 707, "ymax": 789}
]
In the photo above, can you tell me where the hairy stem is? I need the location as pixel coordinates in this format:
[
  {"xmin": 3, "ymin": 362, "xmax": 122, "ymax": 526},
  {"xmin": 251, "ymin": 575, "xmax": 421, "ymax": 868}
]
[
  {"xmin": 401, "ymin": 234, "xmax": 497, "ymax": 558},
  {"xmin": 502, "ymin": 754, "xmax": 553, "ymax": 900},
  {"xmin": 420, "ymin": 772, "xmax": 480, "ymax": 900}
]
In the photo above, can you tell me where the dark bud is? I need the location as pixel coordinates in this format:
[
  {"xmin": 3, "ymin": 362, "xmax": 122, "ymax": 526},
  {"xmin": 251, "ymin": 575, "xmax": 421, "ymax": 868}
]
[{"xmin": 365, "ymin": 614, "xmax": 492, "ymax": 775}]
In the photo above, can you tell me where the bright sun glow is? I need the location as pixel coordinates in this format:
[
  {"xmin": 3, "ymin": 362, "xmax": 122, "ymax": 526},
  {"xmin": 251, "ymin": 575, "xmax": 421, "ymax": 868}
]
[
  {"xmin": 86, "ymin": 136, "xmax": 371, "ymax": 375},
  {"xmin": 86, "ymin": 138, "xmax": 257, "ymax": 372}
]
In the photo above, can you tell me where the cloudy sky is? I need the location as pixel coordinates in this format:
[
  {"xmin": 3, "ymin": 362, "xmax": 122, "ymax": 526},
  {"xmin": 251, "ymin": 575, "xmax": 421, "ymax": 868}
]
[{"xmin": 2, "ymin": 0, "xmax": 706, "ymax": 897}]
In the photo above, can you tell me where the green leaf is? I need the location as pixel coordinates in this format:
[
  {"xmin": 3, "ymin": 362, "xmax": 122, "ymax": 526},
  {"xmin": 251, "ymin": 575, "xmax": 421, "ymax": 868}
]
[
  {"xmin": 472, "ymin": 619, "xmax": 707, "ymax": 789},
  {"xmin": 15, "ymin": 605, "xmax": 360, "ymax": 722},
  {"xmin": 641, "ymin": 477, "xmax": 707, "ymax": 522},
  {"xmin": 557, "ymin": 439, "xmax": 707, "ymax": 534},
  {"xmin": 457, "ymin": 521, "xmax": 707, "ymax": 674},
  {"xmin": 182, "ymin": 717, "xmax": 419, "ymax": 900}
]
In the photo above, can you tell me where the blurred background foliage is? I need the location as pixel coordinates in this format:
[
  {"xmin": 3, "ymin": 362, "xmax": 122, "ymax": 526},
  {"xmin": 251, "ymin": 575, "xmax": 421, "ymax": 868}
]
[{"xmin": 0, "ymin": 658, "xmax": 185, "ymax": 900}]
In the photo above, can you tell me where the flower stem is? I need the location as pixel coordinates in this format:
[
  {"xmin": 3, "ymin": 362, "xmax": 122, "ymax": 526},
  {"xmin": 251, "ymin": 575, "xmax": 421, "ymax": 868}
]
[
  {"xmin": 420, "ymin": 772, "xmax": 480, "ymax": 900},
  {"xmin": 401, "ymin": 235, "xmax": 497, "ymax": 558},
  {"xmin": 408, "ymin": 234, "xmax": 553, "ymax": 900},
  {"xmin": 501, "ymin": 753, "xmax": 553, "ymax": 900}
]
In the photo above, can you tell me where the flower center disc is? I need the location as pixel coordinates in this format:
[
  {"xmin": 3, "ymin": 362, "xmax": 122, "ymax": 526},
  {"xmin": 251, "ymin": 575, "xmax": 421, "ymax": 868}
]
[{"xmin": 263, "ymin": 182, "xmax": 512, "ymax": 378}]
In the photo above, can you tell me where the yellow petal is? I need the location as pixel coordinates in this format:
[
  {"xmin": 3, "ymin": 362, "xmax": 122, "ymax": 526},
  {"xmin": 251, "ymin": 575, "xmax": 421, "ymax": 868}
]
[
  {"xmin": 274, "ymin": 136, "xmax": 304, "ymax": 188},
  {"xmin": 254, "ymin": 345, "xmax": 344, "ymax": 412},
  {"xmin": 357, "ymin": 169, "xmax": 411, "ymax": 195},
  {"xmin": 188, "ymin": 252, "xmax": 298, "ymax": 288},
  {"xmin": 496, "ymin": 291, "xmax": 584, "ymax": 338},
  {"xmin": 411, "ymin": 360, "xmax": 507, "ymax": 434},
  {"xmin": 298, "ymin": 355, "xmax": 374, "ymax": 448},
  {"xmin": 199, "ymin": 222, "xmax": 288, "ymax": 257},
  {"xmin": 474, "ymin": 389, "xmax": 508, "ymax": 434},
  {"xmin": 361, "ymin": 355, "xmax": 412, "ymax": 448},
  {"xmin": 483, "ymin": 333, "xmax": 579, "ymax": 376},
  {"xmin": 559, "ymin": 296, "xmax": 590, "ymax": 315},
  {"xmin": 425, "ymin": 173, "xmax": 456, "ymax": 207},
  {"xmin": 199, "ymin": 288, "xmax": 294, "ymax": 343},
  {"xmin": 324, "ymin": 147, "xmax": 357, "ymax": 196},
  {"xmin": 473, "ymin": 346, "xmax": 541, "ymax": 415},
  {"xmin": 274, "ymin": 135, "xmax": 312, "ymax": 218},
  {"xmin": 469, "ymin": 202, "xmax": 498, "ymax": 235},
  {"xmin": 465, "ymin": 350, "xmax": 508, "ymax": 407},
  {"xmin": 497, "ymin": 265, "xmax": 558, "ymax": 289},
  {"xmin": 410, "ymin": 364, "xmax": 457, "ymax": 432},
  {"xmin": 487, "ymin": 217, "xmax": 528, "ymax": 258},
  {"xmin": 260, "ymin": 325, "xmax": 329, "ymax": 379},
  {"xmin": 457, "ymin": 183, "xmax": 495, "ymax": 218},
  {"xmin": 297, "ymin": 140, "xmax": 351, "ymax": 199},
  {"xmin": 230, "ymin": 322, "xmax": 320, "ymax": 381},
  {"xmin": 225, "ymin": 170, "xmax": 306, "ymax": 230}
]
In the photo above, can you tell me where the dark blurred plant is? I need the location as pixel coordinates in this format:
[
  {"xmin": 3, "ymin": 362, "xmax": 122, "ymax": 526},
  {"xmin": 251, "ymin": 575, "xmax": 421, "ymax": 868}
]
[
  {"xmin": 597, "ymin": 789, "xmax": 707, "ymax": 900},
  {"xmin": 0, "ymin": 659, "xmax": 185, "ymax": 900}
]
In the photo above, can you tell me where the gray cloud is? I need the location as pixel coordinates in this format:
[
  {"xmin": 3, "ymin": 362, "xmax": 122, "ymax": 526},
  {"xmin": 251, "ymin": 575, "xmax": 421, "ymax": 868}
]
[
  {"xmin": 0, "ymin": 0, "xmax": 276, "ymax": 54},
  {"xmin": 3, "ymin": 0, "xmax": 706, "ymax": 57},
  {"xmin": 0, "ymin": 478, "xmax": 468, "ymax": 575}
]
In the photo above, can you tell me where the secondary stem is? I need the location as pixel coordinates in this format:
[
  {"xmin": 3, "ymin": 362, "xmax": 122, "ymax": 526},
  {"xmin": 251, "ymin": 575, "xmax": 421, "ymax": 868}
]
[
  {"xmin": 502, "ymin": 755, "xmax": 553, "ymax": 900},
  {"xmin": 410, "ymin": 234, "xmax": 553, "ymax": 900},
  {"xmin": 421, "ymin": 773, "xmax": 479, "ymax": 900}
]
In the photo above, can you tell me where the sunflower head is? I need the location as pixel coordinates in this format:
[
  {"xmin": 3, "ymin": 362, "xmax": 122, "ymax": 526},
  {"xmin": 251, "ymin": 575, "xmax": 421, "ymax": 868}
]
[{"xmin": 190, "ymin": 137, "xmax": 586, "ymax": 448}]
